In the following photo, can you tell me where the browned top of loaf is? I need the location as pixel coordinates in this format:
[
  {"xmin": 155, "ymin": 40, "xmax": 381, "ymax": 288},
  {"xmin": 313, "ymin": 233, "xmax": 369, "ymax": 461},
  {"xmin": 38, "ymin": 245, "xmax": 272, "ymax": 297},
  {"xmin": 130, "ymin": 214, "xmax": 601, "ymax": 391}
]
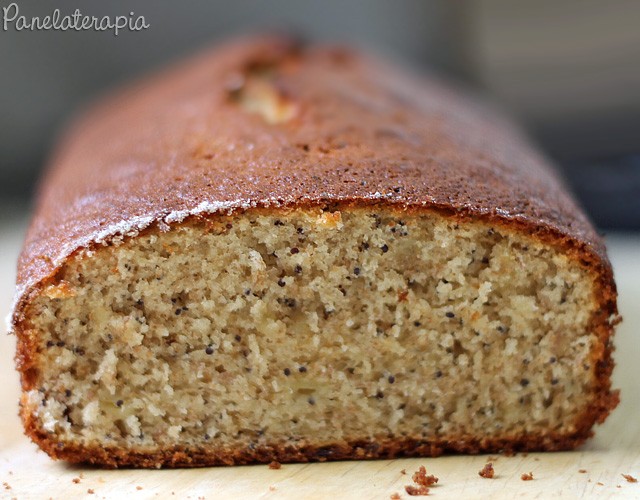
[{"xmin": 13, "ymin": 35, "xmax": 613, "ymax": 323}]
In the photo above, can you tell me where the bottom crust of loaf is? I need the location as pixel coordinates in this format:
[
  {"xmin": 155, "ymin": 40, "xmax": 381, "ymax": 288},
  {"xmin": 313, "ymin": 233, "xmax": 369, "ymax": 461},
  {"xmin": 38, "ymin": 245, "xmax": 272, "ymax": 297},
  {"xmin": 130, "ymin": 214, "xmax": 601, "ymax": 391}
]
[
  {"xmin": 20, "ymin": 407, "xmax": 615, "ymax": 468},
  {"xmin": 16, "ymin": 205, "xmax": 618, "ymax": 467}
]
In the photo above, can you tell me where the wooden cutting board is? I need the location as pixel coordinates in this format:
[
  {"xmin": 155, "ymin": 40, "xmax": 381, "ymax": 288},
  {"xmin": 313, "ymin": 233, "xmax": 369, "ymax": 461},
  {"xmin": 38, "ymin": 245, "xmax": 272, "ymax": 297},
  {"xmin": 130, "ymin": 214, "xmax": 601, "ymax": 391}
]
[{"xmin": 1, "ymin": 222, "xmax": 638, "ymax": 499}]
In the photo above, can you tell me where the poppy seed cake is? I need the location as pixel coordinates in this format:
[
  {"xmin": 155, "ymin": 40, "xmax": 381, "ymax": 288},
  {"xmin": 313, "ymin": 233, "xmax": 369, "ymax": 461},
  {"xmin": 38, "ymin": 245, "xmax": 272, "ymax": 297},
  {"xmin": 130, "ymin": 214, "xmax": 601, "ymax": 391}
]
[{"xmin": 11, "ymin": 36, "xmax": 619, "ymax": 467}]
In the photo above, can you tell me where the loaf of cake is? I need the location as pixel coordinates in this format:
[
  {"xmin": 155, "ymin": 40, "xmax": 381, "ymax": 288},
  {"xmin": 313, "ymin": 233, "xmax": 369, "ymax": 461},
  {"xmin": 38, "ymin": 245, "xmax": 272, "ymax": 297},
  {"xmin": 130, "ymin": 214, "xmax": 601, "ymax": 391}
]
[{"xmin": 11, "ymin": 36, "xmax": 619, "ymax": 468}]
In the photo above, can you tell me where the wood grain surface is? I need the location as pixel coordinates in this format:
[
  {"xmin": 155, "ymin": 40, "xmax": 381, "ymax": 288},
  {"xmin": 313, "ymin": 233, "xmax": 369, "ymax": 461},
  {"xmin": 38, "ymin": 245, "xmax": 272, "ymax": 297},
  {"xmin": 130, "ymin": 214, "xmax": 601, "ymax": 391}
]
[{"xmin": 1, "ymin": 218, "xmax": 638, "ymax": 499}]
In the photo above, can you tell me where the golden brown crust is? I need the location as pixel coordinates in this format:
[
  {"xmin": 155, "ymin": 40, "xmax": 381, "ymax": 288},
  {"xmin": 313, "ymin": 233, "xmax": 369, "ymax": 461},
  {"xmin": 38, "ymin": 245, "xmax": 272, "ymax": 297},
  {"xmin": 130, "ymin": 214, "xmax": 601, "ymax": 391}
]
[
  {"xmin": 11, "ymin": 35, "xmax": 614, "ymax": 316},
  {"xmin": 12, "ymin": 35, "xmax": 619, "ymax": 467}
]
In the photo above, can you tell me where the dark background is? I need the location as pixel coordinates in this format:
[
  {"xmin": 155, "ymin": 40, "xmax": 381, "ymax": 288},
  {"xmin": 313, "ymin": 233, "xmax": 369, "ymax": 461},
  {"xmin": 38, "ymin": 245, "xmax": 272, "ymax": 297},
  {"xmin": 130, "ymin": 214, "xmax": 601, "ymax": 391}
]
[{"xmin": 1, "ymin": 0, "xmax": 639, "ymax": 228}]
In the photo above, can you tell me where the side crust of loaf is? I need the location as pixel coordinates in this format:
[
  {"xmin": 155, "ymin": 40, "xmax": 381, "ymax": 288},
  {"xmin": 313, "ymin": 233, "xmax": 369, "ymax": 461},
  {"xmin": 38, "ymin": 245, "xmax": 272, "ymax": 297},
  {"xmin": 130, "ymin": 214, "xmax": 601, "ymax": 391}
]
[{"xmin": 14, "ymin": 204, "xmax": 618, "ymax": 468}]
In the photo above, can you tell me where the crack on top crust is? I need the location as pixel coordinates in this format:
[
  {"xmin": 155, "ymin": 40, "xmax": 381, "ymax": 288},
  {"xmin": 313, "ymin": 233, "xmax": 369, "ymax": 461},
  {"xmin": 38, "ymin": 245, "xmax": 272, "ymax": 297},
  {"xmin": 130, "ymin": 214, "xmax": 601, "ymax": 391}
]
[{"xmin": 225, "ymin": 36, "xmax": 302, "ymax": 124}]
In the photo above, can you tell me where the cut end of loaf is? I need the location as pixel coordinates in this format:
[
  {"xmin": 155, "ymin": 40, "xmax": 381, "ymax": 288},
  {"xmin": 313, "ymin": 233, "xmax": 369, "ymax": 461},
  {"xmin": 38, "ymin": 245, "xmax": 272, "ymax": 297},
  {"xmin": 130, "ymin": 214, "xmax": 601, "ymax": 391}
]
[{"xmin": 16, "ymin": 207, "xmax": 618, "ymax": 467}]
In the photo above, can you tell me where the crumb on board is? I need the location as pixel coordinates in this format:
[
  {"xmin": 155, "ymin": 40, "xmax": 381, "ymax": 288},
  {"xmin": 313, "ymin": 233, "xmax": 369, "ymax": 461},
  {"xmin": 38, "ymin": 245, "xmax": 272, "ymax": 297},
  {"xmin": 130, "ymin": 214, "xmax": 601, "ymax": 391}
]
[
  {"xmin": 400, "ymin": 469, "xmax": 406, "ymax": 475},
  {"xmin": 412, "ymin": 466, "xmax": 438, "ymax": 487},
  {"xmin": 405, "ymin": 485, "xmax": 430, "ymax": 496},
  {"xmin": 521, "ymin": 472, "xmax": 534, "ymax": 481},
  {"xmin": 268, "ymin": 460, "xmax": 282, "ymax": 470},
  {"xmin": 622, "ymin": 474, "xmax": 638, "ymax": 483},
  {"xmin": 487, "ymin": 456, "xmax": 499, "ymax": 462},
  {"xmin": 269, "ymin": 485, "xmax": 276, "ymax": 491},
  {"xmin": 3, "ymin": 482, "xmax": 11, "ymax": 490},
  {"xmin": 88, "ymin": 489, "xmax": 95, "ymax": 494},
  {"xmin": 390, "ymin": 493, "xmax": 401, "ymax": 499},
  {"xmin": 402, "ymin": 466, "xmax": 437, "ymax": 496},
  {"xmin": 72, "ymin": 477, "xmax": 81, "ymax": 484},
  {"xmin": 479, "ymin": 463, "xmax": 495, "ymax": 478},
  {"xmin": 597, "ymin": 482, "xmax": 604, "ymax": 486},
  {"xmin": 136, "ymin": 486, "xmax": 143, "ymax": 490},
  {"xmin": 578, "ymin": 469, "xmax": 587, "ymax": 474}
]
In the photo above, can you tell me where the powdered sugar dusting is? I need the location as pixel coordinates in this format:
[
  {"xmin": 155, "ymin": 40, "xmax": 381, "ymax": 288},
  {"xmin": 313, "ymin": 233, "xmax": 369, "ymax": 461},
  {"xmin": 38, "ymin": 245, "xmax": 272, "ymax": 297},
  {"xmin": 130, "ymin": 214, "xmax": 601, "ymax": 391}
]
[
  {"xmin": 93, "ymin": 215, "xmax": 156, "ymax": 244},
  {"xmin": 164, "ymin": 200, "xmax": 251, "ymax": 224}
]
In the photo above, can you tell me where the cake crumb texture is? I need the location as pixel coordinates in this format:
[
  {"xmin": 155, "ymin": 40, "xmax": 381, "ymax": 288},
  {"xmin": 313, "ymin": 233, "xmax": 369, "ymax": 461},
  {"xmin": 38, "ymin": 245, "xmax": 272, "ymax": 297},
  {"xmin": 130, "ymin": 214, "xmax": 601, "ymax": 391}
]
[{"xmin": 17, "ymin": 207, "xmax": 617, "ymax": 466}]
